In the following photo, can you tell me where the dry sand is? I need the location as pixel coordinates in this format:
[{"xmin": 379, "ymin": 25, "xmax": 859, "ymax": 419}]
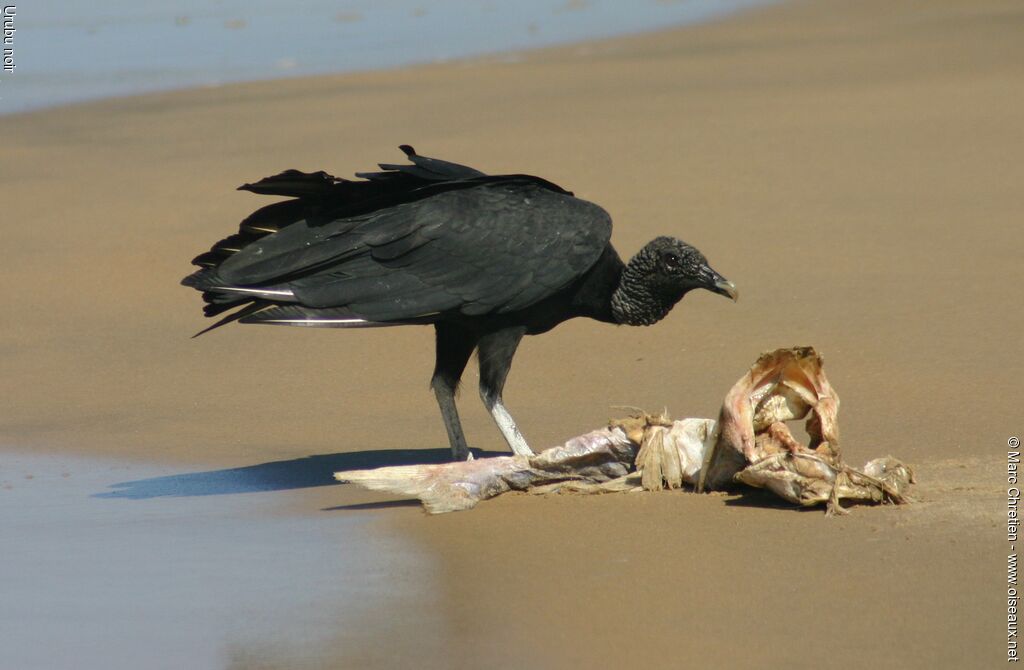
[{"xmin": 2, "ymin": 0, "xmax": 1021, "ymax": 667}]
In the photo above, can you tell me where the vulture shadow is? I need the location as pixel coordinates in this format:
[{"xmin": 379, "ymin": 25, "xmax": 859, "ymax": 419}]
[{"xmin": 94, "ymin": 447, "xmax": 505, "ymax": 500}]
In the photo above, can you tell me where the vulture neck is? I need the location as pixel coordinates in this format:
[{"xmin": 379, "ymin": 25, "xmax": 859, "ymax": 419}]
[
  {"xmin": 570, "ymin": 246, "xmax": 681, "ymax": 327},
  {"xmin": 609, "ymin": 248, "xmax": 681, "ymax": 326}
]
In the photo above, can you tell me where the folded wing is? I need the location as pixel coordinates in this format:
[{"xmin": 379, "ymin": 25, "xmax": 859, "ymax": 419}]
[{"xmin": 183, "ymin": 163, "xmax": 611, "ymax": 329}]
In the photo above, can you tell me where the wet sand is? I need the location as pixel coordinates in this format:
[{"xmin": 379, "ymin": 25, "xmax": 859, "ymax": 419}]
[
  {"xmin": 2, "ymin": 0, "xmax": 1021, "ymax": 667},
  {"xmin": 2, "ymin": 453, "xmax": 436, "ymax": 670}
]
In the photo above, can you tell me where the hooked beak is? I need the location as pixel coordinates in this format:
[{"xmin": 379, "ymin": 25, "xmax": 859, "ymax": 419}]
[
  {"xmin": 714, "ymin": 278, "xmax": 739, "ymax": 302},
  {"xmin": 702, "ymin": 267, "xmax": 739, "ymax": 302}
]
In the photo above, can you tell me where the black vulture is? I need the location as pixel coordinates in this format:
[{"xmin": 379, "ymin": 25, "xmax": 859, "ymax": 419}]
[{"xmin": 182, "ymin": 146, "xmax": 737, "ymax": 460}]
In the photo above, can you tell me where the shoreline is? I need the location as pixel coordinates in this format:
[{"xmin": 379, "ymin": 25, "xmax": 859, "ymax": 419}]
[{"xmin": 0, "ymin": 0, "xmax": 774, "ymax": 117}]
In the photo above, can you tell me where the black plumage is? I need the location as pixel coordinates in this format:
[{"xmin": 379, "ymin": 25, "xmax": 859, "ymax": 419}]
[{"xmin": 183, "ymin": 146, "xmax": 737, "ymax": 459}]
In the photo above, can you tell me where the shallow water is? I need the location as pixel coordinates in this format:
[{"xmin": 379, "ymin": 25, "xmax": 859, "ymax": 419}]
[
  {"xmin": 1, "ymin": 0, "xmax": 770, "ymax": 114},
  {"xmin": 0, "ymin": 452, "xmax": 434, "ymax": 669}
]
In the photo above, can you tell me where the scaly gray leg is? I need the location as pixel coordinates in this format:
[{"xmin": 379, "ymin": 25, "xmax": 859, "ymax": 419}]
[
  {"xmin": 430, "ymin": 323, "xmax": 477, "ymax": 461},
  {"xmin": 433, "ymin": 379, "xmax": 469, "ymax": 461},
  {"xmin": 477, "ymin": 327, "xmax": 533, "ymax": 457}
]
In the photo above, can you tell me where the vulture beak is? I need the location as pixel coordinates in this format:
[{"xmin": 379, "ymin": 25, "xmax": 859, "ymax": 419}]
[
  {"xmin": 714, "ymin": 278, "xmax": 739, "ymax": 302},
  {"xmin": 703, "ymin": 267, "xmax": 739, "ymax": 302}
]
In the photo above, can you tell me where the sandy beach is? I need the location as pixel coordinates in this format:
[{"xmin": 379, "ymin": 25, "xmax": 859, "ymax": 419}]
[{"xmin": 2, "ymin": 0, "xmax": 1021, "ymax": 667}]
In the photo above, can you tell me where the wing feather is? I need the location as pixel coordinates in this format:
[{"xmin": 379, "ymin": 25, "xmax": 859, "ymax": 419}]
[
  {"xmin": 278, "ymin": 182, "xmax": 611, "ymax": 319},
  {"xmin": 186, "ymin": 150, "xmax": 611, "ymax": 329}
]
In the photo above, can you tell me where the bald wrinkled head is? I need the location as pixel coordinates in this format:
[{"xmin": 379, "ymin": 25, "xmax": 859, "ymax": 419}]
[{"xmin": 611, "ymin": 236, "xmax": 736, "ymax": 326}]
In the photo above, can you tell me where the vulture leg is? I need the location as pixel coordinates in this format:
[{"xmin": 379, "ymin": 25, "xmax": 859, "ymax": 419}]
[
  {"xmin": 478, "ymin": 327, "xmax": 533, "ymax": 457},
  {"xmin": 431, "ymin": 323, "xmax": 478, "ymax": 461}
]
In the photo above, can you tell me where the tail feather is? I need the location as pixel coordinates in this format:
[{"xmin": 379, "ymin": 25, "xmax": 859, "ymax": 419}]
[
  {"xmin": 191, "ymin": 301, "xmax": 271, "ymax": 338},
  {"xmin": 237, "ymin": 169, "xmax": 341, "ymax": 198},
  {"xmin": 356, "ymin": 145, "xmax": 486, "ymax": 183}
]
